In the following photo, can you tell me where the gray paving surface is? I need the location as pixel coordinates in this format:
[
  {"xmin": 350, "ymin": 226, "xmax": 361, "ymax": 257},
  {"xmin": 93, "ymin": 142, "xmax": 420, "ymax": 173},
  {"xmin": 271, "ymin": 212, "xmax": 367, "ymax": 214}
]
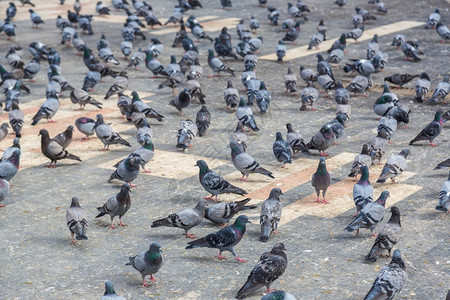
[{"xmin": 0, "ymin": 0, "xmax": 449, "ymax": 299}]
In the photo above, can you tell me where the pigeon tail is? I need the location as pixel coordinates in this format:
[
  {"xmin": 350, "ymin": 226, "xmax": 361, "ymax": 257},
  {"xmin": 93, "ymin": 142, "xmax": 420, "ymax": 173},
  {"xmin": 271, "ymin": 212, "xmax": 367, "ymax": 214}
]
[
  {"xmin": 186, "ymin": 237, "xmax": 209, "ymax": 249},
  {"xmin": 435, "ymin": 205, "xmax": 448, "ymax": 212},
  {"xmin": 236, "ymin": 278, "xmax": 263, "ymax": 299},
  {"xmin": 364, "ymin": 242, "xmax": 381, "ymax": 263},
  {"xmin": 66, "ymin": 153, "xmax": 82, "ymax": 162},
  {"xmin": 259, "ymin": 223, "xmax": 271, "ymax": 242}
]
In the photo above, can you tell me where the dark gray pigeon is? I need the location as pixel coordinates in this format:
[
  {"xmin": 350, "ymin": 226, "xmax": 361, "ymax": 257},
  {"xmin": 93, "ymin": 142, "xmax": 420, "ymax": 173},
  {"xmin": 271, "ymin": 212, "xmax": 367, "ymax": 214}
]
[
  {"xmin": 224, "ymin": 80, "xmax": 239, "ymax": 109},
  {"xmin": 186, "ymin": 215, "xmax": 250, "ymax": 262},
  {"xmin": 205, "ymin": 198, "xmax": 257, "ymax": 225},
  {"xmin": 94, "ymin": 114, "xmax": 131, "ymax": 150},
  {"xmin": 8, "ymin": 102, "xmax": 24, "ymax": 138},
  {"xmin": 53, "ymin": 125, "xmax": 74, "ymax": 149},
  {"xmin": 96, "ymin": 183, "xmax": 131, "ymax": 228},
  {"xmin": 364, "ymin": 250, "xmax": 407, "ymax": 300},
  {"xmin": 196, "ymin": 159, "xmax": 247, "ymax": 202},
  {"xmin": 126, "ymin": 242, "xmax": 163, "ymax": 287},
  {"xmin": 169, "ymin": 88, "xmax": 191, "ymax": 116},
  {"xmin": 312, "ymin": 157, "xmax": 331, "ymax": 204},
  {"xmin": 115, "ymin": 136, "xmax": 154, "ymax": 173},
  {"xmin": 235, "ymin": 243, "xmax": 287, "ymax": 299},
  {"xmin": 401, "ymin": 41, "xmax": 421, "ymax": 62},
  {"xmin": 75, "ymin": 117, "xmax": 95, "ymax": 140},
  {"xmin": 260, "ymin": 188, "xmax": 283, "ymax": 242},
  {"xmin": 348, "ymin": 145, "xmax": 372, "ymax": 179},
  {"xmin": 101, "ymin": 281, "xmax": 125, "ymax": 300},
  {"xmin": 1, "ymin": 138, "xmax": 21, "ymax": 163},
  {"xmin": 345, "ymin": 191, "xmax": 389, "ymax": 236},
  {"xmin": 286, "ymin": 123, "xmax": 308, "ymax": 154},
  {"xmin": 377, "ymin": 149, "xmax": 410, "ymax": 184},
  {"xmin": 365, "ymin": 206, "xmax": 402, "ymax": 262},
  {"xmin": 196, "ymin": 105, "xmax": 211, "ymax": 137},
  {"xmin": 151, "ymin": 199, "xmax": 207, "ymax": 238},
  {"xmin": 273, "ymin": 132, "xmax": 292, "ymax": 167},
  {"xmin": 409, "ymin": 110, "xmax": 443, "ymax": 147},
  {"xmin": 39, "ymin": 129, "xmax": 81, "ymax": 168},
  {"xmin": 66, "ymin": 197, "xmax": 88, "ymax": 243},
  {"xmin": 436, "ymin": 171, "xmax": 450, "ymax": 212},
  {"xmin": 306, "ymin": 124, "xmax": 336, "ymax": 157},
  {"xmin": 384, "ymin": 73, "xmax": 418, "ymax": 87},
  {"xmin": 353, "ymin": 165, "xmax": 373, "ymax": 215},
  {"xmin": 230, "ymin": 142, "xmax": 273, "ymax": 181},
  {"xmin": 0, "ymin": 149, "xmax": 19, "ymax": 182},
  {"xmin": 108, "ymin": 156, "xmax": 142, "ymax": 186},
  {"xmin": 346, "ymin": 75, "xmax": 371, "ymax": 97}
]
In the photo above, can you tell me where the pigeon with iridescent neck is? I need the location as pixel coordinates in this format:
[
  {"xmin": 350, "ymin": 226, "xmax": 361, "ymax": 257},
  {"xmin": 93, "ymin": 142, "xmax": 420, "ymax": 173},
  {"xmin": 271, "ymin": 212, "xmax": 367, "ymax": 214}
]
[
  {"xmin": 306, "ymin": 124, "xmax": 336, "ymax": 157},
  {"xmin": 230, "ymin": 142, "xmax": 274, "ymax": 181},
  {"xmin": 96, "ymin": 183, "xmax": 131, "ymax": 228},
  {"xmin": 126, "ymin": 242, "xmax": 163, "ymax": 287},
  {"xmin": 311, "ymin": 157, "xmax": 331, "ymax": 204},
  {"xmin": 273, "ymin": 132, "xmax": 292, "ymax": 167},
  {"xmin": 409, "ymin": 110, "xmax": 443, "ymax": 147},
  {"xmin": 108, "ymin": 156, "xmax": 142, "ymax": 186},
  {"xmin": 101, "ymin": 281, "xmax": 125, "ymax": 300},
  {"xmin": 353, "ymin": 165, "xmax": 373, "ymax": 215}
]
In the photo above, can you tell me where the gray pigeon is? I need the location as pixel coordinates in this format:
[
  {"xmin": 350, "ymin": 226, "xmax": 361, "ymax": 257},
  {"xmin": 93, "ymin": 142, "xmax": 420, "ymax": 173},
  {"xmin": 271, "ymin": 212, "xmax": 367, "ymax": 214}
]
[
  {"xmin": 0, "ymin": 179, "xmax": 10, "ymax": 207},
  {"xmin": 66, "ymin": 197, "xmax": 88, "ymax": 243},
  {"xmin": 276, "ymin": 40, "xmax": 287, "ymax": 62},
  {"xmin": 366, "ymin": 34, "xmax": 379, "ymax": 60},
  {"xmin": 75, "ymin": 117, "xmax": 95, "ymax": 140},
  {"xmin": 205, "ymin": 198, "xmax": 257, "ymax": 225},
  {"xmin": 327, "ymin": 113, "xmax": 348, "ymax": 141},
  {"xmin": 377, "ymin": 116, "xmax": 397, "ymax": 142},
  {"xmin": 364, "ymin": 250, "xmax": 407, "ymax": 300},
  {"xmin": 108, "ymin": 156, "xmax": 142, "ymax": 186},
  {"xmin": 334, "ymin": 81, "xmax": 350, "ymax": 104},
  {"xmin": 126, "ymin": 242, "xmax": 163, "ymax": 287},
  {"xmin": 365, "ymin": 206, "xmax": 402, "ymax": 262},
  {"xmin": 425, "ymin": 8, "xmax": 440, "ymax": 29},
  {"xmin": 286, "ymin": 123, "xmax": 308, "ymax": 155},
  {"xmin": 299, "ymin": 66, "xmax": 318, "ymax": 87},
  {"xmin": 177, "ymin": 119, "xmax": 198, "ymax": 150},
  {"xmin": 429, "ymin": 75, "xmax": 449, "ymax": 104},
  {"xmin": 345, "ymin": 25, "xmax": 364, "ymax": 42},
  {"xmin": 186, "ymin": 215, "xmax": 250, "ymax": 262},
  {"xmin": 116, "ymin": 136, "xmax": 154, "ymax": 173},
  {"xmin": 0, "ymin": 123, "xmax": 9, "ymax": 143},
  {"xmin": 53, "ymin": 125, "xmax": 74, "ymax": 149},
  {"xmin": 131, "ymin": 91, "xmax": 164, "ymax": 122},
  {"xmin": 230, "ymin": 122, "xmax": 248, "ymax": 152},
  {"xmin": 326, "ymin": 49, "xmax": 344, "ymax": 66},
  {"xmin": 224, "ymin": 80, "xmax": 239, "ymax": 109},
  {"xmin": 101, "ymin": 281, "xmax": 125, "ymax": 300},
  {"xmin": 300, "ymin": 86, "xmax": 319, "ymax": 111},
  {"xmin": 96, "ymin": 183, "xmax": 131, "ymax": 228},
  {"xmin": 317, "ymin": 74, "xmax": 336, "ymax": 95},
  {"xmin": 436, "ymin": 22, "xmax": 450, "ymax": 42},
  {"xmin": 169, "ymin": 88, "xmax": 191, "ymax": 116},
  {"xmin": 311, "ymin": 157, "xmax": 331, "ymax": 204},
  {"xmin": 348, "ymin": 144, "xmax": 372, "ymax": 179},
  {"xmin": 368, "ymin": 132, "xmax": 389, "ymax": 165},
  {"xmin": 409, "ymin": 110, "xmax": 443, "ymax": 146},
  {"xmin": 260, "ymin": 188, "xmax": 283, "ymax": 242},
  {"xmin": 104, "ymin": 71, "xmax": 128, "ymax": 99},
  {"xmin": 236, "ymin": 97, "xmax": 259, "ymax": 131},
  {"xmin": 94, "ymin": 114, "xmax": 131, "ymax": 150},
  {"xmin": 31, "ymin": 95, "xmax": 60, "ymax": 125},
  {"xmin": 8, "ymin": 102, "xmax": 24, "ymax": 138},
  {"xmin": 256, "ymin": 81, "xmax": 271, "ymax": 114},
  {"xmin": 208, "ymin": 49, "xmax": 235, "ymax": 77},
  {"xmin": 39, "ymin": 129, "xmax": 81, "ymax": 168},
  {"xmin": 70, "ymin": 88, "xmax": 102, "ymax": 110},
  {"xmin": 377, "ymin": 149, "xmax": 410, "ymax": 183},
  {"xmin": 230, "ymin": 142, "xmax": 274, "ymax": 181},
  {"xmin": 196, "ymin": 106, "xmax": 211, "ymax": 137},
  {"xmin": 306, "ymin": 124, "xmax": 336, "ymax": 157},
  {"xmin": 195, "ymin": 159, "xmax": 247, "ymax": 202},
  {"xmin": 353, "ymin": 165, "xmax": 373, "ymax": 214},
  {"xmin": 414, "ymin": 72, "xmax": 431, "ymax": 102},
  {"xmin": 435, "ymin": 171, "xmax": 450, "ymax": 212},
  {"xmin": 401, "ymin": 41, "xmax": 421, "ymax": 62},
  {"xmin": 261, "ymin": 290, "xmax": 296, "ymax": 300},
  {"xmin": 1, "ymin": 138, "xmax": 21, "ymax": 163},
  {"xmin": 151, "ymin": 199, "xmax": 207, "ymax": 238},
  {"xmin": 235, "ymin": 243, "xmax": 287, "ymax": 299},
  {"xmin": 345, "ymin": 191, "xmax": 389, "ymax": 235},
  {"xmin": 273, "ymin": 132, "xmax": 292, "ymax": 167},
  {"xmin": 346, "ymin": 75, "xmax": 371, "ymax": 96},
  {"xmin": 284, "ymin": 67, "xmax": 297, "ymax": 94}
]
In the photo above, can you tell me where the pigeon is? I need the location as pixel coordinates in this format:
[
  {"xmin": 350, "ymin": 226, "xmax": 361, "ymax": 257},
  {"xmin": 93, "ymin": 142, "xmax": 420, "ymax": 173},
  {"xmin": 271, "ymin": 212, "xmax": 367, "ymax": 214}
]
[
  {"xmin": 75, "ymin": 117, "xmax": 95, "ymax": 141},
  {"xmin": 365, "ymin": 206, "xmax": 402, "ymax": 262},
  {"xmin": 177, "ymin": 119, "xmax": 198, "ymax": 150},
  {"xmin": 96, "ymin": 2, "xmax": 111, "ymax": 15},
  {"xmin": 205, "ymin": 198, "xmax": 256, "ymax": 225},
  {"xmin": 300, "ymin": 87, "xmax": 319, "ymax": 111},
  {"xmin": 327, "ymin": 33, "xmax": 346, "ymax": 53},
  {"xmin": 0, "ymin": 123, "xmax": 9, "ymax": 143},
  {"xmin": 282, "ymin": 21, "xmax": 301, "ymax": 43},
  {"xmin": 249, "ymin": 15, "xmax": 259, "ymax": 33},
  {"xmin": 195, "ymin": 159, "xmax": 247, "ymax": 202},
  {"xmin": 0, "ymin": 149, "xmax": 20, "ymax": 182},
  {"xmin": 335, "ymin": 0, "xmax": 347, "ymax": 8},
  {"xmin": 308, "ymin": 31, "xmax": 324, "ymax": 50},
  {"xmin": 126, "ymin": 242, "xmax": 163, "ymax": 287},
  {"xmin": 104, "ymin": 71, "xmax": 128, "ymax": 99},
  {"xmin": 169, "ymin": 88, "xmax": 191, "ymax": 116},
  {"xmin": 334, "ymin": 81, "xmax": 350, "ymax": 105},
  {"xmin": 53, "ymin": 125, "xmax": 74, "ymax": 149},
  {"xmin": 38, "ymin": 129, "xmax": 81, "ymax": 168},
  {"xmin": 377, "ymin": 116, "xmax": 397, "ymax": 143},
  {"xmin": 1, "ymin": 138, "xmax": 21, "ymax": 163},
  {"xmin": 70, "ymin": 88, "xmax": 102, "ymax": 110},
  {"xmin": 368, "ymin": 132, "xmax": 389, "ymax": 165},
  {"xmin": 235, "ymin": 243, "xmax": 287, "ymax": 299},
  {"xmin": 284, "ymin": 67, "xmax": 297, "ymax": 94},
  {"xmin": 327, "ymin": 113, "xmax": 348, "ymax": 141},
  {"xmin": 130, "ymin": 91, "xmax": 164, "ymax": 121},
  {"xmin": 401, "ymin": 41, "xmax": 421, "ymax": 62},
  {"xmin": 352, "ymin": 165, "xmax": 373, "ymax": 214},
  {"xmin": 381, "ymin": 83, "xmax": 400, "ymax": 105},
  {"xmin": 94, "ymin": 114, "xmax": 131, "ymax": 150},
  {"xmin": 414, "ymin": 72, "xmax": 431, "ymax": 102},
  {"xmin": 436, "ymin": 22, "xmax": 450, "ymax": 42},
  {"xmin": 246, "ymin": 78, "xmax": 262, "ymax": 105},
  {"xmin": 260, "ymin": 188, "xmax": 283, "ymax": 242},
  {"xmin": 108, "ymin": 155, "xmax": 142, "ymax": 186},
  {"xmin": 186, "ymin": 215, "xmax": 250, "ymax": 262},
  {"xmin": 345, "ymin": 25, "xmax": 364, "ymax": 42},
  {"xmin": 230, "ymin": 142, "xmax": 274, "ymax": 181},
  {"xmin": 224, "ymin": 80, "xmax": 239, "ymax": 109},
  {"xmin": 20, "ymin": 0, "xmax": 35, "ymax": 6},
  {"xmin": 364, "ymin": 250, "xmax": 407, "ymax": 300},
  {"xmin": 207, "ymin": 49, "xmax": 235, "ymax": 77},
  {"xmin": 188, "ymin": 58, "xmax": 203, "ymax": 79},
  {"xmin": 31, "ymin": 95, "xmax": 60, "ymax": 125},
  {"xmin": 367, "ymin": 34, "xmax": 379, "ymax": 60},
  {"xmin": 66, "ymin": 197, "xmax": 88, "ymax": 243},
  {"xmin": 23, "ymin": 56, "xmax": 40, "ymax": 81},
  {"xmin": 256, "ymin": 81, "xmax": 271, "ymax": 114},
  {"xmin": 98, "ymin": 42, "xmax": 120, "ymax": 65},
  {"xmin": 214, "ymin": 38, "xmax": 238, "ymax": 60},
  {"xmin": 236, "ymin": 97, "xmax": 259, "ymax": 131},
  {"xmin": 267, "ymin": 7, "xmax": 280, "ymax": 25},
  {"xmin": 345, "ymin": 191, "xmax": 389, "ymax": 235},
  {"xmin": 429, "ymin": 76, "xmax": 449, "ymax": 104},
  {"xmin": 436, "ymin": 171, "xmax": 450, "ymax": 212},
  {"xmin": 261, "ymin": 291, "xmax": 296, "ymax": 300},
  {"xmin": 377, "ymin": 149, "xmax": 410, "ymax": 184},
  {"xmin": 373, "ymin": 95, "xmax": 395, "ymax": 117},
  {"xmin": 356, "ymin": 6, "xmax": 377, "ymax": 21},
  {"xmin": 375, "ymin": 1, "xmax": 387, "ymax": 14},
  {"xmin": 6, "ymin": 3, "xmax": 17, "ymax": 20},
  {"xmin": 29, "ymin": 9, "xmax": 44, "ymax": 27},
  {"xmin": 273, "ymin": 132, "xmax": 292, "ymax": 168},
  {"xmin": 101, "ymin": 281, "xmax": 125, "ymax": 300},
  {"xmin": 434, "ymin": 158, "xmax": 450, "ymax": 170},
  {"xmin": 0, "ymin": 179, "xmax": 10, "ymax": 208},
  {"xmin": 144, "ymin": 51, "xmax": 168, "ymax": 77},
  {"xmin": 346, "ymin": 75, "xmax": 370, "ymax": 97},
  {"xmin": 196, "ymin": 106, "xmax": 211, "ymax": 137},
  {"xmin": 316, "ymin": 54, "xmax": 334, "ymax": 79},
  {"xmin": 276, "ymin": 40, "xmax": 287, "ymax": 62},
  {"xmin": 116, "ymin": 136, "xmax": 154, "ymax": 173},
  {"xmin": 307, "ymin": 124, "xmax": 336, "ymax": 156},
  {"xmin": 185, "ymin": 73, "xmax": 205, "ymax": 103},
  {"xmin": 286, "ymin": 123, "xmax": 308, "ymax": 154},
  {"xmin": 96, "ymin": 183, "xmax": 131, "ymax": 228},
  {"xmin": 299, "ymin": 66, "xmax": 318, "ymax": 87},
  {"xmin": 425, "ymin": 8, "xmax": 440, "ymax": 29},
  {"xmin": 151, "ymin": 199, "xmax": 207, "ymax": 238},
  {"xmin": 230, "ymin": 123, "xmax": 248, "ymax": 153},
  {"xmin": 343, "ymin": 58, "xmax": 376, "ymax": 76},
  {"xmin": 311, "ymin": 157, "xmax": 331, "ymax": 204},
  {"xmin": 409, "ymin": 110, "xmax": 443, "ymax": 146},
  {"xmin": 391, "ymin": 34, "xmax": 406, "ymax": 48},
  {"xmin": 384, "ymin": 73, "xmax": 418, "ymax": 87}
]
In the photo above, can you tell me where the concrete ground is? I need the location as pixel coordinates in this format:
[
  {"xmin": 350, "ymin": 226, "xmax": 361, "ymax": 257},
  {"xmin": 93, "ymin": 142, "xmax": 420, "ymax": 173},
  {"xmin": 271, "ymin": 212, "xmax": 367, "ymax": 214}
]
[{"xmin": 0, "ymin": 0, "xmax": 448, "ymax": 299}]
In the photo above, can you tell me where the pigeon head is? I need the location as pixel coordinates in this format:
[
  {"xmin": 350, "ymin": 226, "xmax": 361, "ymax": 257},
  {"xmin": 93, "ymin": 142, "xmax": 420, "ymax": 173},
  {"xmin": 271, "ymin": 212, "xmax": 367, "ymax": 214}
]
[
  {"xmin": 390, "ymin": 250, "xmax": 405, "ymax": 269},
  {"xmin": 239, "ymin": 96, "xmax": 246, "ymax": 107},
  {"xmin": 151, "ymin": 38, "xmax": 161, "ymax": 44},
  {"xmin": 207, "ymin": 49, "xmax": 214, "ymax": 57},
  {"xmin": 120, "ymin": 183, "xmax": 131, "ymax": 193},
  {"xmin": 275, "ymin": 132, "xmax": 283, "ymax": 141},
  {"xmin": 419, "ymin": 72, "xmax": 430, "ymax": 81},
  {"xmin": 66, "ymin": 125, "xmax": 74, "ymax": 132},
  {"xmin": 376, "ymin": 191, "xmax": 389, "ymax": 206},
  {"xmin": 269, "ymin": 188, "xmax": 284, "ymax": 200},
  {"xmin": 38, "ymin": 128, "xmax": 49, "ymax": 137},
  {"xmin": 226, "ymin": 80, "xmax": 234, "ymax": 88},
  {"xmin": 389, "ymin": 206, "xmax": 401, "ymax": 225},
  {"xmin": 29, "ymin": 9, "xmax": 34, "ymax": 13},
  {"xmin": 339, "ymin": 33, "xmax": 346, "ymax": 43},
  {"xmin": 320, "ymin": 124, "xmax": 330, "ymax": 133},
  {"xmin": 318, "ymin": 157, "xmax": 326, "ymax": 168},
  {"xmin": 221, "ymin": 27, "xmax": 228, "ymax": 34},
  {"xmin": 70, "ymin": 197, "xmax": 80, "ymax": 208},
  {"xmin": 359, "ymin": 165, "xmax": 370, "ymax": 182},
  {"xmin": 361, "ymin": 144, "xmax": 369, "ymax": 155},
  {"xmin": 399, "ymin": 149, "xmax": 410, "ymax": 158},
  {"xmin": 131, "ymin": 91, "xmax": 139, "ymax": 100},
  {"xmin": 270, "ymin": 242, "xmax": 286, "ymax": 255},
  {"xmin": 372, "ymin": 34, "xmax": 378, "ymax": 42},
  {"xmin": 129, "ymin": 156, "xmax": 143, "ymax": 166},
  {"xmin": 194, "ymin": 159, "xmax": 209, "ymax": 171},
  {"xmin": 286, "ymin": 123, "xmax": 294, "ymax": 133},
  {"xmin": 434, "ymin": 109, "xmax": 443, "ymax": 122},
  {"xmin": 95, "ymin": 114, "xmax": 104, "ymax": 122},
  {"xmin": 196, "ymin": 198, "xmax": 208, "ymax": 209},
  {"xmin": 149, "ymin": 242, "xmax": 162, "ymax": 252},
  {"xmin": 103, "ymin": 281, "xmax": 116, "ymax": 296},
  {"xmin": 335, "ymin": 114, "xmax": 348, "ymax": 127},
  {"xmin": 279, "ymin": 40, "xmax": 285, "ymax": 45},
  {"xmin": 234, "ymin": 215, "xmax": 251, "ymax": 227},
  {"xmin": 12, "ymin": 137, "xmax": 20, "ymax": 149}
]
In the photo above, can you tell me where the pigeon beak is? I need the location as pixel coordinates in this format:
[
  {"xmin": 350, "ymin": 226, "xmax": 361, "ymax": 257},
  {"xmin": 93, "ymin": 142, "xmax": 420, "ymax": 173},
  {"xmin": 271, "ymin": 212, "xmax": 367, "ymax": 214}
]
[{"xmin": 246, "ymin": 220, "xmax": 251, "ymax": 223}]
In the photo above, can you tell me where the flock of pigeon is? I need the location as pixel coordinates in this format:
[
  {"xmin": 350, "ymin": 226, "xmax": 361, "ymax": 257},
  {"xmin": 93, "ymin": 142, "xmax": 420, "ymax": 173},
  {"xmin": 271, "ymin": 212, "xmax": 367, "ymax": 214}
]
[{"xmin": 0, "ymin": 0, "xmax": 448, "ymax": 299}]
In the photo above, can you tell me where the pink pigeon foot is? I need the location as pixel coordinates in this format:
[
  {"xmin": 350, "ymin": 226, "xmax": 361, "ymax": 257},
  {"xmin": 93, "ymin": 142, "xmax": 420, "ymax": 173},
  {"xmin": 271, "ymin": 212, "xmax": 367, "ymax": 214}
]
[
  {"xmin": 128, "ymin": 182, "xmax": 136, "ymax": 187},
  {"xmin": 429, "ymin": 142, "xmax": 437, "ymax": 147},
  {"xmin": 185, "ymin": 233, "xmax": 196, "ymax": 239},
  {"xmin": 321, "ymin": 198, "xmax": 329, "ymax": 204},
  {"xmin": 235, "ymin": 256, "xmax": 247, "ymax": 262},
  {"xmin": 119, "ymin": 220, "xmax": 127, "ymax": 227}
]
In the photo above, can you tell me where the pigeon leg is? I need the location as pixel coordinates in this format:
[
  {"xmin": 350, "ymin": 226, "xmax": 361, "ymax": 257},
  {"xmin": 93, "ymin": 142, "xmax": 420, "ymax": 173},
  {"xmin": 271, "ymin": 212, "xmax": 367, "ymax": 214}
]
[
  {"xmin": 371, "ymin": 233, "xmax": 378, "ymax": 236},
  {"xmin": 142, "ymin": 168, "xmax": 151, "ymax": 173},
  {"xmin": 281, "ymin": 163, "xmax": 286, "ymax": 168},
  {"xmin": 214, "ymin": 195, "xmax": 219, "ymax": 202},
  {"xmin": 80, "ymin": 137, "xmax": 90, "ymax": 142},
  {"xmin": 204, "ymin": 195, "xmax": 214, "ymax": 200},
  {"xmin": 391, "ymin": 177, "xmax": 397, "ymax": 184},
  {"xmin": 75, "ymin": 107, "xmax": 85, "ymax": 111},
  {"xmin": 0, "ymin": 204, "xmax": 4, "ymax": 207},
  {"xmin": 142, "ymin": 277, "xmax": 149, "ymax": 287},
  {"xmin": 322, "ymin": 198, "xmax": 329, "ymax": 204},
  {"xmin": 217, "ymin": 251, "xmax": 227, "ymax": 260},
  {"xmin": 355, "ymin": 228, "xmax": 360, "ymax": 236},
  {"xmin": 429, "ymin": 142, "xmax": 437, "ymax": 147},
  {"xmin": 235, "ymin": 256, "xmax": 247, "ymax": 263},
  {"xmin": 149, "ymin": 274, "xmax": 156, "ymax": 283},
  {"xmin": 28, "ymin": 79, "xmax": 37, "ymax": 82},
  {"xmin": 266, "ymin": 289, "xmax": 276, "ymax": 293},
  {"xmin": 47, "ymin": 119, "xmax": 57, "ymax": 123},
  {"xmin": 119, "ymin": 218, "xmax": 127, "ymax": 227},
  {"xmin": 320, "ymin": 151, "xmax": 329, "ymax": 157},
  {"xmin": 316, "ymin": 196, "xmax": 321, "ymax": 203},
  {"xmin": 70, "ymin": 232, "xmax": 75, "ymax": 244},
  {"xmin": 237, "ymin": 175, "xmax": 246, "ymax": 181},
  {"xmin": 128, "ymin": 182, "xmax": 137, "ymax": 187},
  {"xmin": 185, "ymin": 233, "xmax": 196, "ymax": 239}
]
